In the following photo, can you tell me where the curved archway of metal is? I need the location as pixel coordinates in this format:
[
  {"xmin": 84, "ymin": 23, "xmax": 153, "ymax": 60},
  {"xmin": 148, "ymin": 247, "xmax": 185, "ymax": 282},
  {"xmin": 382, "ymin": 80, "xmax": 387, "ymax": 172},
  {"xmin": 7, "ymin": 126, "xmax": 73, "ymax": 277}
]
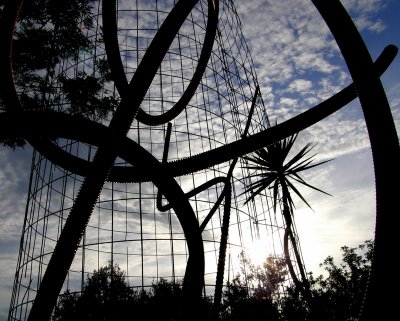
[
  {"xmin": 312, "ymin": 1, "xmax": 400, "ymax": 320},
  {"xmin": 102, "ymin": 0, "xmax": 219, "ymax": 126},
  {"xmin": 0, "ymin": 0, "xmax": 399, "ymax": 320},
  {"xmin": 0, "ymin": 44, "xmax": 396, "ymax": 182}
]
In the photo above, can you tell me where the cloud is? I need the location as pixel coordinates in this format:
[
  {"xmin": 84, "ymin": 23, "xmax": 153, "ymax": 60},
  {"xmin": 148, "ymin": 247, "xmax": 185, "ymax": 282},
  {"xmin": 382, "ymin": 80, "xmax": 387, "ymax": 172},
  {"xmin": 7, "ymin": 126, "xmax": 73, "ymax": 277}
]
[
  {"xmin": 1, "ymin": 0, "xmax": 398, "ymax": 318},
  {"xmin": 292, "ymin": 147, "xmax": 376, "ymax": 274},
  {"xmin": 285, "ymin": 79, "xmax": 313, "ymax": 94},
  {"xmin": 354, "ymin": 16, "xmax": 386, "ymax": 33},
  {"xmin": 342, "ymin": 0, "xmax": 388, "ymax": 16},
  {"xmin": 0, "ymin": 148, "xmax": 32, "ymax": 240},
  {"xmin": 236, "ymin": 0, "xmax": 391, "ymax": 119},
  {"xmin": 235, "ymin": 0, "xmax": 399, "ymax": 284},
  {"xmin": 0, "ymin": 146, "xmax": 33, "ymax": 320}
]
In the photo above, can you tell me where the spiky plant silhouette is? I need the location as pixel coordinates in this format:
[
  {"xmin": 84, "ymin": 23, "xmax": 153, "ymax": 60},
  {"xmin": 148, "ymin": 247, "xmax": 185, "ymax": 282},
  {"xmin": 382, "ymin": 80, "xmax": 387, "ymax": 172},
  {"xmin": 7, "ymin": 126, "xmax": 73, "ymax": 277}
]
[{"xmin": 242, "ymin": 132, "xmax": 331, "ymax": 292}]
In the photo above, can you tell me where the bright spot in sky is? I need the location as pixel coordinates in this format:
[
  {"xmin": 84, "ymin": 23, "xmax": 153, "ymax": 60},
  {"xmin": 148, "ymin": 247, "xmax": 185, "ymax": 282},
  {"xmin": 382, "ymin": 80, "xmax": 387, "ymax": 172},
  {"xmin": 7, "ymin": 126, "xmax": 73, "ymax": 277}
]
[{"xmin": 246, "ymin": 238, "xmax": 272, "ymax": 267}]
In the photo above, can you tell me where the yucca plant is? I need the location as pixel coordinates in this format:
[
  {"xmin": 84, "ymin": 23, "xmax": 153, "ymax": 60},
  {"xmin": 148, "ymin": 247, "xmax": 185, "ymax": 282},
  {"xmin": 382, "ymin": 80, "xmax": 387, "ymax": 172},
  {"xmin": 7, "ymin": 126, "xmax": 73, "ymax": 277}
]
[{"xmin": 242, "ymin": 132, "xmax": 331, "ymax": 293}]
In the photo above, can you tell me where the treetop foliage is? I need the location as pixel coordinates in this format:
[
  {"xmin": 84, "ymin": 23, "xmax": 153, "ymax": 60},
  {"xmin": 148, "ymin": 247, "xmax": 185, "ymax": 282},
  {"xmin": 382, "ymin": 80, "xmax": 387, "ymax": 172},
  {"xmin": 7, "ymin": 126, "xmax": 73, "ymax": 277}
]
[
  {"xmin": 0, "ymin": 0, "xmax": 119, "ymax": 148},
  {"xmin": 53, "ymin": 240, "xmax": 373, "ymax": 320}
]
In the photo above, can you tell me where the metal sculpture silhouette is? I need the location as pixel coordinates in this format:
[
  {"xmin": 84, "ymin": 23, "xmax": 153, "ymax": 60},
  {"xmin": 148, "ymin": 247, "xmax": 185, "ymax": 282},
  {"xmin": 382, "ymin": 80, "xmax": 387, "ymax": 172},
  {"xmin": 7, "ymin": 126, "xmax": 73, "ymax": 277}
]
[{"xmin": 0, "ymin": 0, "xmax": 398, "ymax": 320}]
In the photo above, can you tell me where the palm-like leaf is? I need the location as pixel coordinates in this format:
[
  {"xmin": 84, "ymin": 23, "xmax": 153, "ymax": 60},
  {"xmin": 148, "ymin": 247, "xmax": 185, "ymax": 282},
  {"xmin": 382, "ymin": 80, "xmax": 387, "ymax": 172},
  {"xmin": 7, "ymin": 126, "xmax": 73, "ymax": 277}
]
[
  {"xmin": 242, "ymin": 133, "xmax": 332, "ymax": 213},
  {"xmin": 241, "ymin": 133, "xmax": 332, "ymax": 296}
]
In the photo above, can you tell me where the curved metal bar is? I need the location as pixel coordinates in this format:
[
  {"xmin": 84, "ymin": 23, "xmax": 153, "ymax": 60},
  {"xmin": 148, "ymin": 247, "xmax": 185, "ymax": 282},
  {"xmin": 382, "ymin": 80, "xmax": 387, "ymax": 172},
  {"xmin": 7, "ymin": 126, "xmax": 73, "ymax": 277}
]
[
  {"xmin": 283, "ymin": 226, "xmax": 302, "ymax": 290},
  {"xmin": 1, "ymin": 1, "xmax": 399, "ymax": 320},
  {"xmin": 158, "ymin": 176, "xmax": 227, "ymax": 212},
  {"xmin": 1, "ymin": 39, "xmax": 395, "ymax": 183},
  {"xmin": 0, "ymin": 0, "xmax": 219, "ymax": 171},
  {"xmin": 211, "ymin": 179, "xmax": 232, "ymax": 318},
  {"xmin": 1, "ymin": 43, "xmax": 394, "ymax": 185},
  {"xmin": 102, "ymin": 0, "xmax": 219, "ymax": 126},
  {"xmin": 101, "ymin": 0, "xmax": 126, "ymax": 104},
  {"xmin": 312, "ymin": 1, "xmax": 400, "ymax": 320},
  {"xmin": 0, "ymin": 112, "xmax": 205, "ymax": 321},
  {"xmin": 198, "ymin": 180, "xmax": 228, "ymax": 232},
  {"xmin": 2, "ymin": 1, "xmax": 214, "ymax": 319},
  {"xmin": 0, "ymin": 0, "xmax": 96, "ymax": 173},
  {"xmin": 242, "ymin": 85, "xmax": 260, "ymax": 138},
  {"xmin": 109, "ymin": 44, "xmax": 397, "ymax": 182},
  {"xmin": 0, "ymin": 0, "xmax": 24, "ymax": 113},
  {"xmin": 155, "ymin": 121, "xmax": 227, "ymax": 223}
]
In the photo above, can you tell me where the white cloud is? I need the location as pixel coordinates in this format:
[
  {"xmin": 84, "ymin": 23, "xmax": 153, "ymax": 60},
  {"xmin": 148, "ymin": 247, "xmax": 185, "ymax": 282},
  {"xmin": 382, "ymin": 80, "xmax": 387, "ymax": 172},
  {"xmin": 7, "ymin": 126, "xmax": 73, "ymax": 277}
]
[
  {"xmin": 0, "ymin": 147, "xmax": 33, "ymax": 320},
  {"xmin": 354, "ymin": 16, "xmax": 386, "ymax": 33},
  {"xmin": 1, "ymin": 0, "xmax": 398, "ymax": 317},
  {"xmin": 286, "ymin": 79, "xmax": 313, "ymax": 94},
  {"xmin": 0, "ymin": 148, "xmax": 31, "ymax": 240},
  {"xmin": 342, "ymin": 0, "xmax": 388, "ymax": 15},
  {"xmin": 236, "ymin": 0, "xmax": 398, "ymax": 281}
]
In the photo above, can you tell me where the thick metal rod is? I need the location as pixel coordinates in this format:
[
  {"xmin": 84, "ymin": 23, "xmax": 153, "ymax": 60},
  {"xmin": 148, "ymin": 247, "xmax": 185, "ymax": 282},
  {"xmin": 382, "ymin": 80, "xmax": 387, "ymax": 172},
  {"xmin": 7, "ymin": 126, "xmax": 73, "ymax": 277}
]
[{"xmin": 312, "ymin": 1, "xmax": 400, "ymax": 320}]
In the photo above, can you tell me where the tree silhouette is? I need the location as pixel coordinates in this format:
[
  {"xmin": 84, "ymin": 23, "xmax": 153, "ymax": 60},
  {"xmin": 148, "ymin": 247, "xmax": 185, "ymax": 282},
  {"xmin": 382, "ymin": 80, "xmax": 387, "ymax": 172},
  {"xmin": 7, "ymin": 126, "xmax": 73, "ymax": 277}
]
[
  {"xmin": 218, "ymin": 240, "xmax": 373, "ymax": 321},
  {"xmin": 281, "ymin": 240, "xmax": 373, "ymax": 321},
  {"xmin": 242, "ymin": 133, "xmax": 331, "ymax": 294},
  {"xmin": 52, "ymin": 263, "xmax": 212, "ymax": 321},
  {"xmin": 231, "ymin": 251, "xmax": 287, "ymax": 301},
  {"xmin": 0, "ymin": 0, "xmax": 118, "ymax": 148},
  {"xmin": 51, "ymin": 240, "xmax": 373, "ymax": 321},
  {"xmin": 52, "ymin": 263, "xmax": 136, "ymax": 321},
  {"xmin": 220, "ymin": 253, "xmax": 285, "ymax": 321}
]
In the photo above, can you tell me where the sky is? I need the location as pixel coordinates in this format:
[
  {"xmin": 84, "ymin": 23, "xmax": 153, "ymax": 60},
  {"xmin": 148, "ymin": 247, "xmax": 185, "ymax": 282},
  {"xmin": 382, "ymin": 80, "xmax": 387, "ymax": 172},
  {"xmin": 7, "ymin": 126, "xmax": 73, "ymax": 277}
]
[
  {"xmin": 0, "ymin": 0, "xmax": 399, "ymax": 319},
  {"xmin": 235, "ymin": 0, "xmax": 400, "ymax": 272}
]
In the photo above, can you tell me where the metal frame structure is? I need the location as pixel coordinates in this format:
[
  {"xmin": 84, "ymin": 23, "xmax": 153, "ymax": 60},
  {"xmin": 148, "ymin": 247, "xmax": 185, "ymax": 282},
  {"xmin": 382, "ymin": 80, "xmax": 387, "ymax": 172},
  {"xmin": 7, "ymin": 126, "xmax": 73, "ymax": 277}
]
[
  {"xmin": 0, "ymin": 0, "xmax": 398, "ymax": 320},
  {"xmin": 2, "ymin": 1, "xmax": 298, "ymax": 320}
]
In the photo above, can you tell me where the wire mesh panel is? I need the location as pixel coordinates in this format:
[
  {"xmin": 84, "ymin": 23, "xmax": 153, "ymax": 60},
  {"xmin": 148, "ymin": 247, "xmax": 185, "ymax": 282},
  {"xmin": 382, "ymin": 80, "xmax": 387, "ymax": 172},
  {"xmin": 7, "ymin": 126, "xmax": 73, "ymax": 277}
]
[{"xmin": 8, "ymin": 1, "xmax": 304, "ymax": 319}]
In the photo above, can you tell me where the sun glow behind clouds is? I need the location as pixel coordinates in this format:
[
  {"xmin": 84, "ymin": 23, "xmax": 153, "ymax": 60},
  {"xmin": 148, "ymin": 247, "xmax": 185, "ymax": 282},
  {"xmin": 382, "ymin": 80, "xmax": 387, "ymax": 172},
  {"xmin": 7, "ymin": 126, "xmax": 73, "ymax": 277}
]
[
  {"xmin": 245, "ymin": 238, "xmax": 273, "ymax": 267},
  {"xmin": 0, "ymin": 0, "xmax": 399, "ymax": 319},
  {"xmin": 235, "ymin": 0, "xmax": 399, "ymax": 277}
]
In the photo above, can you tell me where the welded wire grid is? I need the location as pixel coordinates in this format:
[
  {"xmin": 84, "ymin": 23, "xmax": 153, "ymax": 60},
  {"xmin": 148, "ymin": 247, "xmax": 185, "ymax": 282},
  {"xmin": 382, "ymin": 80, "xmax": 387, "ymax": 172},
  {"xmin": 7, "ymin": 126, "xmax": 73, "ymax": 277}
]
[{"xmin": 8, "ymin": 1, "xmax": 305, "ymax": 319}]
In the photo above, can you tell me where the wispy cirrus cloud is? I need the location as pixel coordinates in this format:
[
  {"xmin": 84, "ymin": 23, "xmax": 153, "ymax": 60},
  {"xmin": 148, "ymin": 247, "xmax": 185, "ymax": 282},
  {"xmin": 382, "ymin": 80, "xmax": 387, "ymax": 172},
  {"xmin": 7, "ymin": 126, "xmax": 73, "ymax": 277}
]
[
  {"xmin": 0, "ymin": 0, "xmax": 398, "ymax": 318},
  {"xmin": 235, "ymin": 0, "xmax": 398, "ymax": 276}
]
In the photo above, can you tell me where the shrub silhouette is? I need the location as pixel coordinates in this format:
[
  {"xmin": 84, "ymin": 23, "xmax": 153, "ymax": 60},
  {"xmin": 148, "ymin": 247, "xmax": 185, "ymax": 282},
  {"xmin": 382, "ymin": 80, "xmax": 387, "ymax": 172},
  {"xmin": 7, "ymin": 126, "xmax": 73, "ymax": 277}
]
[{"xmin": 52, "ymin": 263, "xmax": 212, "ymax": 321}]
